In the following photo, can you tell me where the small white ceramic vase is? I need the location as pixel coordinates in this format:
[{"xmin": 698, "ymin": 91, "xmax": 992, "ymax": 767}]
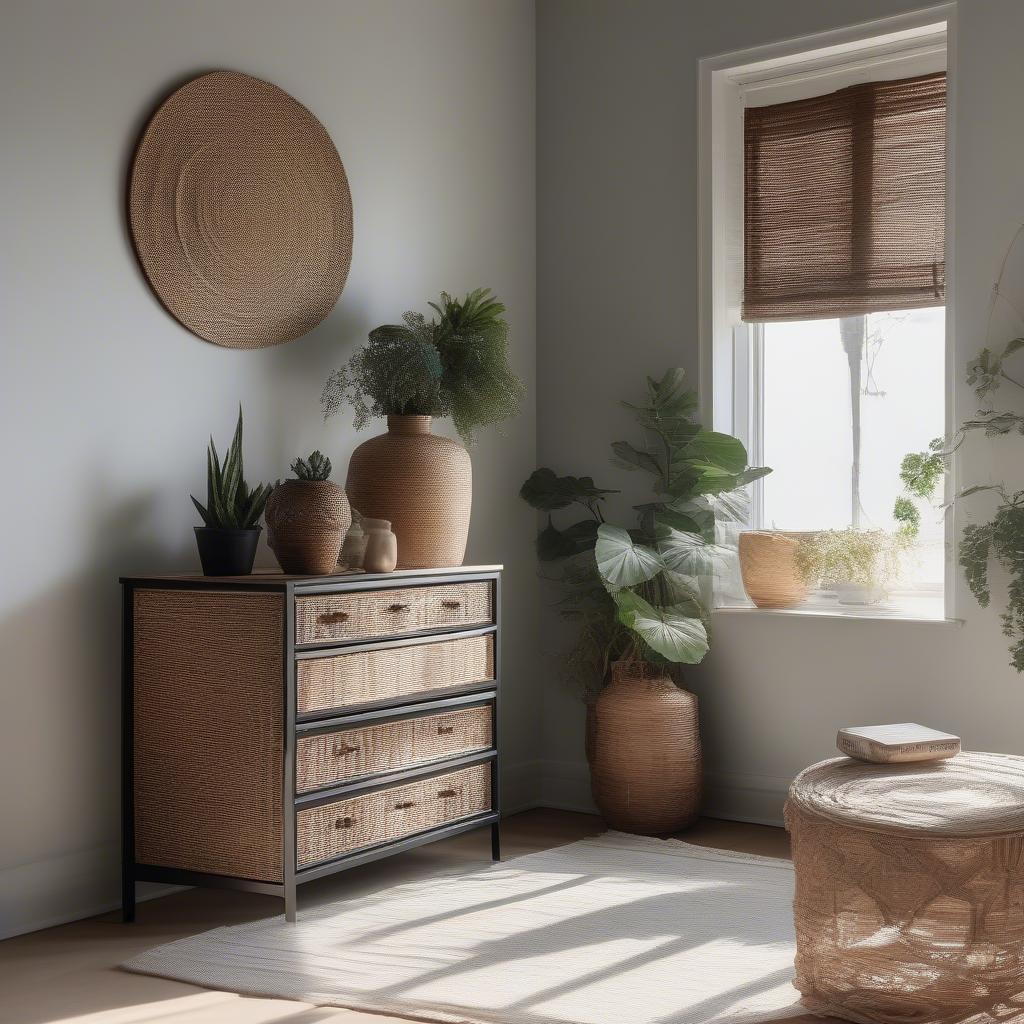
[
  {"xmin": 363, "ymin": 518, "xmax": 398, "ymax": 573},
  {"xmin": 339, "ymin": 517, "xmax": 367, "ymax": 569}
]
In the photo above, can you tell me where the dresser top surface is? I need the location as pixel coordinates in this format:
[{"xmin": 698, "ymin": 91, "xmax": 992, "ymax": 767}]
[{"xmin": 121, "ymin": 565, "xmax": 503, "ymax": 589}]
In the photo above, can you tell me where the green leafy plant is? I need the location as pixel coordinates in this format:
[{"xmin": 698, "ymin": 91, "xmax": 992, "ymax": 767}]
[
  {"xmin": 913, "ymin": 227, "xmax": 1024, "ymax": 672},
  {"xmin": 958, "ymin": 485, "xmax": 1024, "ymax": 671},
  {"xmin": 892, "ymin": 496, "xmax": 922, "ymax": 537},
  {"xmin": 953, "ymin": 328, "xmax": 1024, "ymax": 670},
  {"xmin": 322, "ymin": 288, "xmax": 524, "ymax": 446},
  {"xmin": 794, "ymin": 528, "xmax": 909, "ymax": 593},
  {"xmin": 520, "ymin": 369, "xmax": 769, "ymax": 689},
  {"xmin": 892, "ymin": 437, "xmax": 945, "ymax": 538},
  {"xmin": 430, "ymin": 289, "xmax": 525, "ymax": 443},
  {"xmin": 900, "ymin": 438, "xmax": 945, "ymax": 499},
  {"xmin": 191, "ymin": 407, "xmax": 274, "ymax": 530},
  {"xmin": 291, "ymin": 450, "xmax": 332, "ymax": 481}
]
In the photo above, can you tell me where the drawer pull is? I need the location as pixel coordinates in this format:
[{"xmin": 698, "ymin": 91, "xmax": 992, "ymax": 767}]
[
  {"xmin": 318, "ymin": 610, "xmax": 349, "ymax": 625},
  {"xmin": 394, "ymin": 800, "xmax": 416, "ymax": 810},
  {"xmin": 437, "ymin": 725, "xmax": 454, "ymax": 735},
  {"xmin": 332, "ymin": 742, "xmax": 360, "ymax": 757},
  {"xmin": 442, "ymin": 600, "xmax": 462, "ymax": 609},
  {"xmin": 335, "ymin": 816, "xmax": 355, "ymax": 829},
  {"xmin": 437, "ymin": 788, "xmax": 460, "ymax": 798},
  {"xmin": 388, "ymin": 602, "xmax": 410, "ymax": 613}
]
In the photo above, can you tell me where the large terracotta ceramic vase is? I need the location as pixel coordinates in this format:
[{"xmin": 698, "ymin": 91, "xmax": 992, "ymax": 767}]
[
  {"xmin": 265, "ymin": 480, "xmax": 351, "ymax": 574},
  {"xmin": 346, "ymin": 415, "xmax": 472, "ymax": 569},
  {"xmin": 590, "ymin": 660, "xmax": 702, "ymax": 834}
]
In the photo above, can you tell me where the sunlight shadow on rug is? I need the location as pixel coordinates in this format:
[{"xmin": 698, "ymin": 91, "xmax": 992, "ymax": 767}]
[{"xmin": 123, "ymin": 832, "xmax": 805, "ymax": 1024}]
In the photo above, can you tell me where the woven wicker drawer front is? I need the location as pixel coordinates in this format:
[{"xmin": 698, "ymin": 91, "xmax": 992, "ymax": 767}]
[
  {"xmin": 295, "ymin": 582, "xmax": 493, "ymax": 646},
  {"xmin": 296, "ymin": 705, "xmax": 493, "ymax": 793},
  {"xmin": 298, "ymin": 633, "xmax": 494, "ymax": 715},
  {"xmin": 296, "ymin": 763, "xmax": 492, "ymax": 867}
]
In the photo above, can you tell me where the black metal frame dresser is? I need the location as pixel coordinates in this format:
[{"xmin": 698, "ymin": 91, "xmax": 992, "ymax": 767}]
[{"xmin": 121, "ymin": 565, "xmax": 502, "ymax": 922}]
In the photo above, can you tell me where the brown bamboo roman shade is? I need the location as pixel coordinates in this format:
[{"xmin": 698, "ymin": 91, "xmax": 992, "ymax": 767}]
[{"xmin": 743, "ymin": 72, "xmax": 946, "ymax": 322}]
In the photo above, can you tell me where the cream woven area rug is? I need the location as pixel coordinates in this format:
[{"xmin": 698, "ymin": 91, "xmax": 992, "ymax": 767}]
[{"xmin": 124, "ymin": 832, "xmax": 804, "ymax": 1024}]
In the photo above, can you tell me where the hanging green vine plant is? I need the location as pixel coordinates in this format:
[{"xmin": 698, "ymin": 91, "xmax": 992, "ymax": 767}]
[
  {"xmin": 917, "ymin": 224, "xmax": 1024, "ymax": 671},
  {"xmin": 955, "ymin": 328, "xmax": 1024, "ymax": 670}
]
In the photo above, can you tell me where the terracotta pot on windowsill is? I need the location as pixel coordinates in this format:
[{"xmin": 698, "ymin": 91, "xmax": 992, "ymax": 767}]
[{"xmin": 738, "ymin": 530, "xmax": 813, "ymax": 609}]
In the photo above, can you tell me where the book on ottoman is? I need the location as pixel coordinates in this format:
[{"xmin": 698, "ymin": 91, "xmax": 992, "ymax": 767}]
[{"xmin": 837, "ymin": 723, "xmax": 961, "ymax": 764}]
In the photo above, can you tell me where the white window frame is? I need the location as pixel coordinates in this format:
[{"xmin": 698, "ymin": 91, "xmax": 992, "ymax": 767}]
[{"xmin": 698, "ymin": 6, "xmax": 958, "ymax": 621}]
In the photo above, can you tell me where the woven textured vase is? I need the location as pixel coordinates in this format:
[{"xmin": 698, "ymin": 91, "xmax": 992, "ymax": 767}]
[
  {"xmin": 346, "ymin": 416, "xmax": 472, "ymax": 569},
  {"xmin": 739, "ymin": 531, "xmax": 809, "ymax": 608},
  {"xmin": 590, "ymin": 661, "xmax": 701, "ymax": 834},
  {"xmin": 265, "ymin": 480, "xmax": 351, "ymax": 575}
]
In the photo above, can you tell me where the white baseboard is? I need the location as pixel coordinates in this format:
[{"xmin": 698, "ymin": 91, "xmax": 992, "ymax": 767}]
[
  {"xmin": 0, "ymin": 841, "xmax": 182, "ymax": 941},
  {"xmin": 539, "ymin": 758, "xmax": 598, "ymax": 813},
  {"xmin": 702, "ymin": 770, "xmax": 790, "ymax": 828},
  {"xmin": 500, "ymin": 758, "xmax": 545, "ymax": 814},
  {"xmin": 3, "ymin": 762, "xmax": 790, "ymax": 940},
  {"xmin": 530, "ymin": 759, "xmax": 790, "ymax": 828},
  {"xmin": 3, "ymin": 760, "xmax": 544, "ymax": 941}
]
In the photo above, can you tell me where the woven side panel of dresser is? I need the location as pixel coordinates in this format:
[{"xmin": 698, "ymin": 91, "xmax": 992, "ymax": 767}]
[{"xmin": 133, "ymin": 588, "xmax": 284, "ymax": 882}]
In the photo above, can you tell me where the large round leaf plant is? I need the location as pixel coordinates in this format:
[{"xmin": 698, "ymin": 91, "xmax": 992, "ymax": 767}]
[{"xmin": 520, "ymin": 369, "xmax": 770, "ymax": 693}]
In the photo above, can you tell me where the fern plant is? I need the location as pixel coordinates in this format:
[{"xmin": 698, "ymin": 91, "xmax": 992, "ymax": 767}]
[
  {"xmin": 322, "ymin": 288, "xmax": 524, "ymax": 446},
  {"xmin": 430, "ymin": 289, "xmax": 524, "ymax": 443},
  {"xmin": 323, "ymin": 312, "xmax": 443, "ymax": 431},
  {"xmin": 191, "ymin": 407, "xmax": 273, "ymax": 530},
  {"xmin": 291, "ymin": 450, "xmax": 332, "ymax": 481}
]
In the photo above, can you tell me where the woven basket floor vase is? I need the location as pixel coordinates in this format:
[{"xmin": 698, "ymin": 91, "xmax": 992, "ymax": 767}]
[
  {"xmin": 786, "ymin": 753, "xmax": 1024, "ymax": 1024},
  {"xmin": 346, "ymin": 415, "xmax": 471, "ymax": 569},
  {"xmin": 590, "ymin": 661, "xmax": 701, "ymax": 835},
  {"xmin": 266, "ymin": 480, "xmax": 351, "ymax": 575}
]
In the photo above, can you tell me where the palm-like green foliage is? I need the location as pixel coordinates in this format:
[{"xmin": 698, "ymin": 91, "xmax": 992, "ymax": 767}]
[
  {"xmin": 291, "ymin": 450, "xmax": 332, "ymax": 481},
  {"xmin": 430, "ymin": 289, "xmax": 524, "ymax": 444},
  {"xmin": 521, "ymin": 369, "xmax": 770, "ymax": 683},
  {"xmin": 322, "ymin": 288, "xmax": 524, "ymax": 446},
  {"xmin": 191, "ymin": 407, "xmax": 273, "ymax": 530}
]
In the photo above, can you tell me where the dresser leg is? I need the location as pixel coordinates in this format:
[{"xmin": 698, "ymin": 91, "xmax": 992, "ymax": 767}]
[
  {"xmin": 122, "ymin": 872, "xmax": 136, "ymax": 923},
  {"xmin": 491, "ymin": 821, "xmax": 501, "ymax": 862},
  {"xmin": 284, "ymin": 885, "xmax": 297, "ymax": 923}
]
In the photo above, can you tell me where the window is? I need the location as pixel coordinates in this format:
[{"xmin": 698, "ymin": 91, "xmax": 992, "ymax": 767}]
[{"xmin": 700, "ymin": 13, "xmax": 951, "ymax": 619}]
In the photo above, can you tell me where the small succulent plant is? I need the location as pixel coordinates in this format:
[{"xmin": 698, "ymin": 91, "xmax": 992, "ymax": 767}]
[
  {"xmin": 291, "ymin": 450, "xmax": 332, "ymax": 481},
  {"xmin": 191, "ymin": 406, "xmax": 274, "ymax": 530}
]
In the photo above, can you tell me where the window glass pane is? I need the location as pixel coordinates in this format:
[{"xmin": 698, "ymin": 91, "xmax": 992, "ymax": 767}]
[
  {"xmin": 760, "ymin": 306, "xmax": 945, "ymax": 591},
  {"xmin": 761, "ymin": 318, "xmax": 851, "ymax": 531}
]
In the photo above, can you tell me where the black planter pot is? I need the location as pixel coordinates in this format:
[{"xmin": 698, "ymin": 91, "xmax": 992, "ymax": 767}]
[{"xmin": 194, "ymin": 526, "xmax": 261, "ymax": 576}]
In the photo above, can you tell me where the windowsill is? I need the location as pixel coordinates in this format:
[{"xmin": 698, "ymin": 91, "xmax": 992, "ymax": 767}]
[{"xmin": 715, "ymin": 589, "xmax": 961, "ymax": 625}]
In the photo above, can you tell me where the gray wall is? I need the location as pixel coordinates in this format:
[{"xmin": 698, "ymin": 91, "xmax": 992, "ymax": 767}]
[
  {"xmin": 8, "ymin": 0, "xmax": 1024, "ymax": 941},
  {"xmin": 536, "ymin": 0, "xmax": 1024, "ymax": 817},
  {"xmin": 0, "ymin": 0, "xmax": 537, "ymax": 938}
]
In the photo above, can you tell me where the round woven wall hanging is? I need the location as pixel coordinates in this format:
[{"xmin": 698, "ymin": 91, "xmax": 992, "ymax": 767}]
[{"xmin": 129, "ymin": 71, "xmax": 353, "ymax": 348}]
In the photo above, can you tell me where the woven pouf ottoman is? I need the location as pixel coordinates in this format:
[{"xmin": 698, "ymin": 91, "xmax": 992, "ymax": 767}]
[{"xmin": 786, "ymin": 752, "xmax": 1024, "ymax": 1024}]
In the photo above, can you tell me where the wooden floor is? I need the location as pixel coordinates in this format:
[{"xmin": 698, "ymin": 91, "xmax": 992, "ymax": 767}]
[{"xmin": 0, "ymin": 808, "xmax": 830, "ymax": 1024}]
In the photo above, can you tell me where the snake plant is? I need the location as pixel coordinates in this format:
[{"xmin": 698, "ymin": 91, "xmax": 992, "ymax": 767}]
[{"xmin": 191, "ymin": 406, "xmax": 273, "ymax": 530}]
